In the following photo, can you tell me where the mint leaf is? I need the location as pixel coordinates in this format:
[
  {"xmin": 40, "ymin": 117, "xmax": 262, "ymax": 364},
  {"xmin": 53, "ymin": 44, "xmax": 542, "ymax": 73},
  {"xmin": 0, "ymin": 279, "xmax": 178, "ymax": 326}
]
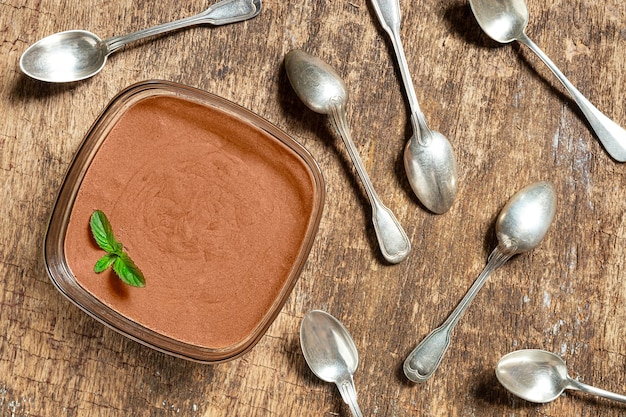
[
  {"xmin": 90, "ymin": 210, "xmax": 122, "ymax": 254},
  {"xmin": 89, "ymin": 209, "xmax": 146, "ymax": 288},
  {"xmin": 94, "ymin": 253, "xmax": 117, "ymax": 273},
  {"xmin": 113, "ymin": 252, "xmax": 146, "ymax": 288}
]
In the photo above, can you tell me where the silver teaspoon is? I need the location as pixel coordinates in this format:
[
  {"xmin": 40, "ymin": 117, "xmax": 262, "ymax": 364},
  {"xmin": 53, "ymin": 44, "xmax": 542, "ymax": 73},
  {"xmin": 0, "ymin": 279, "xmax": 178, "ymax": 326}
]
[
  {"xmin": 404, "ymin": 181, "xmax": 556, "ymax": 382},
  {"xmin": 370, "ymin": 0, "xmax": 458, "ymax": 214},
  {"xmin": 468, "ymin": 0, "xmax": 626, "ymax": 162},
  {"xmin": 497, "ymin": 349, "xmax": 626, "ymax": 404},
  {"xmin": 20, "ymin": 0, "xmax": 262, "ymax": 83},
  {"xmin": 285, "ymin": 49, "xmax": 411, "ymax": 264},
  {"xmin": 300, "ymin": 310, "xmax": 364, "ymax": 417}
]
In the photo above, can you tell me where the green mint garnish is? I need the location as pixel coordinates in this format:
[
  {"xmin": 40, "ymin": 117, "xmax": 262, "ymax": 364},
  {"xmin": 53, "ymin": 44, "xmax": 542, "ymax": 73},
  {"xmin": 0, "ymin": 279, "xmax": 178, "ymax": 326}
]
[{"xmin": 89, "ymin": 210, "xmax": 146, "ymax": 288}]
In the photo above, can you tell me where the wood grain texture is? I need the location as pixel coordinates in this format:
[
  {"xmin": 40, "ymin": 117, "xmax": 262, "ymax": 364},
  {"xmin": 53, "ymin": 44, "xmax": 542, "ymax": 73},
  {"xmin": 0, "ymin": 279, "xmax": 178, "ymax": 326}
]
[{"xmin": 2, "ymin": 0, "xmax": 626, "ymax": 416}]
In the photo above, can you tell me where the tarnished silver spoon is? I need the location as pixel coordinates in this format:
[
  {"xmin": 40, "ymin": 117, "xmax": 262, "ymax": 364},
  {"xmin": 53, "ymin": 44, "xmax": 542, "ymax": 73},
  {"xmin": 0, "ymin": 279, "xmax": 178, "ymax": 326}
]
[
  {"xmin": 285, "ymin": 49, "xmax": 411, "ymax": 264},
  {"xmin": 404, "ymin": 181, "xmax": 557, "ymax": 382},
  {"xmin": 20, "ymin": 0, "xmax": 262, "ymax": 83},
  {"xmin": 370, "ymin": 0, "xmax": 458, "ymax": 214},
  {"xmin": 497, "ymin": 349, "xmax": 626, "ymax": 404},
  {"xmin": 468, "ymin": 0, "xmax": 626, "ymax": 161},
  {"xmin": 300, "ymin": 310, "xmax": 364, "ymax": 417}
]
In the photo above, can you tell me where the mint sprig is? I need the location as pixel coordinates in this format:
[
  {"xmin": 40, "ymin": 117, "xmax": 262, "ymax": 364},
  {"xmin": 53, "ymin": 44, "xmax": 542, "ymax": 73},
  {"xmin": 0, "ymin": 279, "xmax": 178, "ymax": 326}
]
[{"xmin": 89, "ymin": 210, "xmax": 146, "ymax": 288}]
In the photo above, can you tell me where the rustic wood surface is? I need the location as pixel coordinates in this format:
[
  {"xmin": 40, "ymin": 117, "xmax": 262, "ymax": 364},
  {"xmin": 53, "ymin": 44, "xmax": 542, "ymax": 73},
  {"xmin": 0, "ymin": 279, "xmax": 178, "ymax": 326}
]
[{"xmin": 2, "ymin": 0, "xmax": 626, "ymax": 416}]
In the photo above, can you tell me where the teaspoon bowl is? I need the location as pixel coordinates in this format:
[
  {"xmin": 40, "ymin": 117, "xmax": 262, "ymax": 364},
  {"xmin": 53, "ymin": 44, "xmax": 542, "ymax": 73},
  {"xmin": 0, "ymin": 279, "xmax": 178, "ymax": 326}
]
[
  {"xmin": 497, "ymin": 349, "xmax": 626, "ymax": 404},
  {"xmin": 300, "ymin": 310, "xmax": 364, "ymax": 417}
]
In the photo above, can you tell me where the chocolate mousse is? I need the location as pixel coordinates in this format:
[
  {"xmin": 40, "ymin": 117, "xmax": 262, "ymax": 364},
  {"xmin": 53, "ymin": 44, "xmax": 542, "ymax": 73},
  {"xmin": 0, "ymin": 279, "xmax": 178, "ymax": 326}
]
[{"xmin": 56, "ymin": 84, "xmax": 324, "ymax": 359}]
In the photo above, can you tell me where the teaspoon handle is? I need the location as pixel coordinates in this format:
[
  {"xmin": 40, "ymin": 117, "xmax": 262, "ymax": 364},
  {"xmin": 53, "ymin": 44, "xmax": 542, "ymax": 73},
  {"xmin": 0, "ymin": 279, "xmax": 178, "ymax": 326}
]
[
  {"xmin": 370, "ymin": 0, "xmax": 425, "ymax": 130},
  {"xmin": 518, "ymin": 33, "xmax": 626, "ymax": 162},
  {"xmin": 403, "ymin": 247, "xmax": 511, "ymax": 382},
  {"xmin": 105, "ymin": 0, "xmax": 260, "ymax": 54},
  {"xmin": 336, "ymin": 379, "xmax": 364, "ymax": 417},
  {"xmin": 569, "ymin": 378, "xmax": 626, "ymax": 404},
  {"xmin": 329, "ymin": 103, "xmax": 411, "ymax": 264}
]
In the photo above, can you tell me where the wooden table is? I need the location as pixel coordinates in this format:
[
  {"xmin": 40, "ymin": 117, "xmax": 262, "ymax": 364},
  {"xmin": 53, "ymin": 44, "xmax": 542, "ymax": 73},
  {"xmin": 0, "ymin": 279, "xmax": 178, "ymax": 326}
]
[{"xmin": 2, "ymin": 0, "xmax": 626, "ymax": 415}]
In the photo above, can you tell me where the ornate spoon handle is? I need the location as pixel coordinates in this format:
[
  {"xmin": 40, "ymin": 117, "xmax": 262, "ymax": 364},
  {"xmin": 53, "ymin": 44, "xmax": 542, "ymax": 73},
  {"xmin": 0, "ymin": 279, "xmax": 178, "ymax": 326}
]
[
  {"xmin": 370, "ymin": 0, "xmax": 431, "ymax": 141},
  {"xmin": 329, "ymin": 102, "xmax": 411, "ymax": 264},
  {"xmin": 106, "ymin": 0, "xmax": 261, "ymax": 53},
  {"xmin": 404, "ymin": 247, "xmax": 512, "ymax": 382},
  {"xmin": 336, "ymin": 379, "xmax": 364, "ymax": 417}
]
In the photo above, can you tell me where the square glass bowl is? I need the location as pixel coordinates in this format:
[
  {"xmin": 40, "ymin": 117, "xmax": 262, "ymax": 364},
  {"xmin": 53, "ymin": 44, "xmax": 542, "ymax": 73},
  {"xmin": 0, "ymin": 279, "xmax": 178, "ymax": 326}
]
[{"xmin": 44, "ymin": 80, "xmax": 325, "ymax": 363}]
